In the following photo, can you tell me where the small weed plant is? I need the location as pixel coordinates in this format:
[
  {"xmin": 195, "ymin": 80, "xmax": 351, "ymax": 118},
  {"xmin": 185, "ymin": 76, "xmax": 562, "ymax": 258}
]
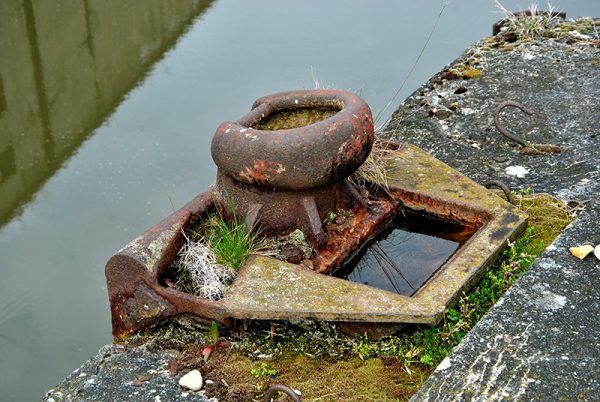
[
  {"xmin": 202, "ymin": 204, "xmax": 263, "ymax": 271},
  {"xmin": 174, "ymin": 200, "xmax": 263, "ymax": 300},
  {"xmin": 495, "ymin": 1, "xmax": 563, "ymax": 39},
  {"xmin": 251, "ymin": 362, "xmax": 278, "ymax": 379}
]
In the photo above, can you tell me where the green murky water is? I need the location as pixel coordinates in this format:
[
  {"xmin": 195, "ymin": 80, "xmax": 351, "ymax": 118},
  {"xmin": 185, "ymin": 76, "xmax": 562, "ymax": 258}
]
[{"xmin": 1, "ymin": 0, "xmax": 598, "ymax": 399}]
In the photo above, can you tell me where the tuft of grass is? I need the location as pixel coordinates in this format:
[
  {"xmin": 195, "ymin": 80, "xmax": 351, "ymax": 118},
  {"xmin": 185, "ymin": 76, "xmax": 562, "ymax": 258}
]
[
  {"xmin": 173, "ymin": 201, "xmax": 264, "ymax": 300},
  {"xmin": 495, "ymin": 1, "xmax": 563, "ymax": 39},
  {"xmin": 350, "ymin": 137, "xmax": 391, "ymax": 194},
  {"xmin": 202, "ymin": 206, "xmax": 264, "ymax": 271}
]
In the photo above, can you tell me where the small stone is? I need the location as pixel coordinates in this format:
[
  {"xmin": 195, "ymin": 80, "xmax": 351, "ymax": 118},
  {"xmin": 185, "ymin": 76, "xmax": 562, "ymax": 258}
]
[
  {"xmin": 281, "ymin": 243, "xmax": 303, "ymax": 264},
  {"xmin": 594, "ymin": 245, "xmax": 600, "ymax": 261},
  {"xmin": 167, "ymin": 358, "xmax": 179, "ymax": 376},
  {"xmin": 178, "ymin": 370, "xmax": 203, "ymax": 391},
  {"xmin": 505, "ymin": 165, "xmax": 529, "ymax": 178},
  {"xmin": 454, "ymin": 85, "xmax": 468, "ymax": 94},
  {"xmin": 569, "ymin": 244, "xmax": 594, "ymax": 259},
  {"xmin": 112, "ymin": 343, "xmax": 126, "ymax": 354}
]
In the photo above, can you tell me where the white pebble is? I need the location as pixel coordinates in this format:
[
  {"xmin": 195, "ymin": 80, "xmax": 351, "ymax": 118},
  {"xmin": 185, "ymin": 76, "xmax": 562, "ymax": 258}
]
[
  {"xmin": 437, "ymin": 357, "xmax": 452, "ymax": 371},
  {"xmin": 505, "ymin": 165, "xmax": 529, "ymax": 178},
  {"xmin": 179, "ymin": 370, "xmax": 203, "ymax": 391}
]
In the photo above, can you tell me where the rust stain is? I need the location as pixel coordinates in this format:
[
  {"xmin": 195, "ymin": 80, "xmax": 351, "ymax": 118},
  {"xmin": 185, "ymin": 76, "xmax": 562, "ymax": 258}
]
[
  {"xmin": 239, "ymin": 160, "xmax": 287, "ymax": 185},
  {"xmin": 313, "ymin": 199, "xmax": 396, "ymax": 273}
]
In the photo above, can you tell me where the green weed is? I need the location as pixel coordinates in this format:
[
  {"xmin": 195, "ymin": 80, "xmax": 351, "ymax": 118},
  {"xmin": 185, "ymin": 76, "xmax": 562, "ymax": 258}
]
[
  {"xmin": 209, "ymin": 321, "xmax": 219, "ymax": 344},
  {"xmin": 495, "ymin": 1, "xmax": 563, "ymax": 39},
  {"xmin": 251, "ymin": 362, "xmax": 278, "ymax": 379},
  {"xmin": 201, "ymin": 202, "xmax": 263, "ymax": 271}
]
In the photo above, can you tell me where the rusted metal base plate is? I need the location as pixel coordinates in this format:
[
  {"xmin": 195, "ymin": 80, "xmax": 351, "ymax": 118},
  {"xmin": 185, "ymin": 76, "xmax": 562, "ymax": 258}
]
[{"xmin": 106, "ymin": 144, "xmax": 527, "ymax": 339}]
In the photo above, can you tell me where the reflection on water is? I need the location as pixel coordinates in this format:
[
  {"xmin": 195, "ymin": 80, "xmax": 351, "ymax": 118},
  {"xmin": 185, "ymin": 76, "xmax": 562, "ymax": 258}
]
[
  {"xmin": 343, "ymin": 229, "xmax": 459, "ymax": 296},
  {"xmin": 0, "ymin": 145, "xmax": 16, "ymax": 184},
  {"xmin": 0, "ymin": 1, "xmax": 213, "ymax": 399},
  {"xmin": 336, "ymin": 211, "xmax": 475, "ymax": 296},
  {"xmin": 0, "ymin": 0, "xmax": 212, "ymax": 227}
]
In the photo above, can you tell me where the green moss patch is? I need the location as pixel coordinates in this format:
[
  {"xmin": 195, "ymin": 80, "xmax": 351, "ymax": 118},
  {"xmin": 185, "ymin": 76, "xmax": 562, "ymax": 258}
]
[
  {"xmin": 184, "ymin": 349, "xmax": 432, "ymax": 401},
  {"xmin": 252, "ymin": 107, "xmax": 339, "ymax": 130}
]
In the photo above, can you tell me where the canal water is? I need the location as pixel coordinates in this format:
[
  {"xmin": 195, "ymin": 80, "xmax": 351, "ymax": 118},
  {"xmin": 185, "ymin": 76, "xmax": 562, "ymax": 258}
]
[{"xmin": 1, "ymin": 0, "xmax": 597, "ymax": 399}]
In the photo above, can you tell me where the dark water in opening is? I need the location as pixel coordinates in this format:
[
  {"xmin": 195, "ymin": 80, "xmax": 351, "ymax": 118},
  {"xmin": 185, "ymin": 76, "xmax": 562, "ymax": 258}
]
[
  {"xmin": 0, "ymin": 0, "xmax": 598, "ymax": 399},
  {"xmin": 335, "ymin": 211, "xmax": 475, "ymax": 296}
]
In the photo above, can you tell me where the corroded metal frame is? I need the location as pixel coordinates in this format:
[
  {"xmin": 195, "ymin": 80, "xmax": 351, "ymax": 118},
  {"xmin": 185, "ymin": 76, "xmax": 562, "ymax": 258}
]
[{"xmin": 106, "ymin": 143, "xmax": 526, "ymax": 340}]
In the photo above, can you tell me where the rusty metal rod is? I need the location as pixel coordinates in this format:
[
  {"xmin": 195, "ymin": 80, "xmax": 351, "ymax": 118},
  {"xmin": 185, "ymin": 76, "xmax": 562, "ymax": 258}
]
[
  {"xmin": 493, "ymin": 100, "xmax": 534, "ymax": 147},
  {"xmin": 264, "ymin": 384, "xmax": 301, "ymax": 402},
  {"xmin": 485, "ymin": 180, "xmax": 516, "ymax": 205}
]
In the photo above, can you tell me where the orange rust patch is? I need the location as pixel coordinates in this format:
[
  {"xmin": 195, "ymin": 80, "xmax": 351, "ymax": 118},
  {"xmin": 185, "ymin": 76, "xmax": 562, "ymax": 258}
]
[
  {"xmin": 313, "ymin": 199, "xmax": 396, "ymax": 273},
  {"xmin": 239, "ymin": 160, "xmax": 287, "ymax": 185}
]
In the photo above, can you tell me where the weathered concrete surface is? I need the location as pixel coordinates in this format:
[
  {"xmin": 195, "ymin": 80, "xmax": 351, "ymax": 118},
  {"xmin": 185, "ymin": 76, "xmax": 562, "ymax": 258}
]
[
  {"xmin": 384, "ymin": 32, "xmax": 600, "ymax": 199},
  {"xmin": 384, "ymin": 25, "xmax": 600, "ymax": 402},
  {"xmin": 44, "ymin": 345, "xmax": 212, "ymax": 402},
  {"xmin": 412, "ymin": 201, "xmax": 600, "ymax": 401}
]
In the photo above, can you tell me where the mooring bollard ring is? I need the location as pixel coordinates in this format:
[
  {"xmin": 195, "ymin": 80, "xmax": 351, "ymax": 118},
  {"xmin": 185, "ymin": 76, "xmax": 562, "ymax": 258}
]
[{"xmin": 211, "ymin": 89, "xmax": 374, "ymax": 190}]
